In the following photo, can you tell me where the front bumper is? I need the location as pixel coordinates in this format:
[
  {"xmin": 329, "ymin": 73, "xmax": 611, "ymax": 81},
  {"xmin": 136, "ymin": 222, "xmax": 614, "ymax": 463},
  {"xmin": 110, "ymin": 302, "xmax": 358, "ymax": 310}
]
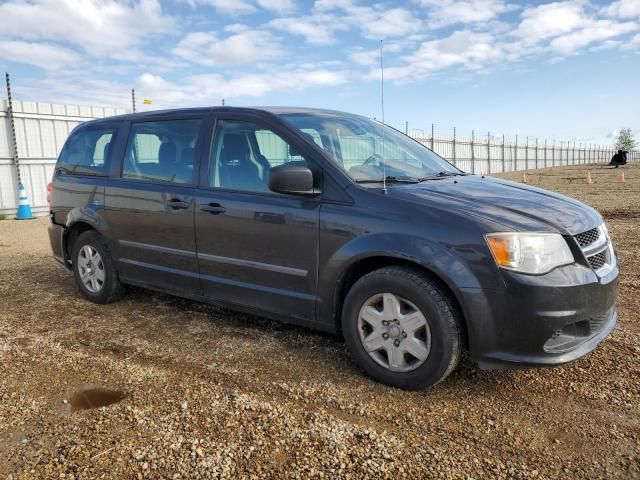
[{"xmin": 461, "ymin": 262, "xmax": 619, "ymax": 370}]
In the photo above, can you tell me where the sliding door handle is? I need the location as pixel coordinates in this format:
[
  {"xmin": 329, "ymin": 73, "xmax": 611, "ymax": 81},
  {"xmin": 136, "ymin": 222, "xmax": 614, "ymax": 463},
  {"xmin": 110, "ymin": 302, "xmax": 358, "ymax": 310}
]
[
  {"xmin": 200, "ymin": 203, "xmax": 226, "ymax": 214},
  {"xmin": 165, "ymin": 199, "xmax": 190, "ymax": 209}
]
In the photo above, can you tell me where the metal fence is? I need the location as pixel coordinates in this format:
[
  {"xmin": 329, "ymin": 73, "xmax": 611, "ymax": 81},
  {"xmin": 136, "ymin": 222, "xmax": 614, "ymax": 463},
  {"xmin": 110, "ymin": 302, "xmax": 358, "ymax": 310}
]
[
  {"xmin": 410, "ymin": 128, "xmax": 639, "ymax": 174},
  {"xmin": 0, "ymin": 100, "xmax": 127, "ymax": 217},
  {"xmin": 0, "ymin": 99, "xmax": 637, "ymax": 217}
]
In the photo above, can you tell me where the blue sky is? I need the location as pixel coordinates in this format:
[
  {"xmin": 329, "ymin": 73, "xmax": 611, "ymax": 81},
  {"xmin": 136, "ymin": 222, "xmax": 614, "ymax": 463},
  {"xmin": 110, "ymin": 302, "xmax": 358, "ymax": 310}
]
[{"xmin": 0, "ymin": 0, "xmax": 638, "ymax": 144}]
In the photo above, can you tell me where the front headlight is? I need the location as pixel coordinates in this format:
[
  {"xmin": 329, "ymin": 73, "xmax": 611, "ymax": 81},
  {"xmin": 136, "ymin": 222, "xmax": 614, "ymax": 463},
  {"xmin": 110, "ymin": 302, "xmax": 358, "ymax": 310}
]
[{"xmin": 485, "ymin": 232, "xmax": 574, "ymax": 274}]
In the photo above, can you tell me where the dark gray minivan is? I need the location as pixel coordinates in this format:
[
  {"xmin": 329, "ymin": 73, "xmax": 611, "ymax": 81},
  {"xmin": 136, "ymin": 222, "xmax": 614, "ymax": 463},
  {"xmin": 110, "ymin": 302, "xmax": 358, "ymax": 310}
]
[{"xmin": 48, "ymin": 107, "xmax": 619, "ymax": 389}]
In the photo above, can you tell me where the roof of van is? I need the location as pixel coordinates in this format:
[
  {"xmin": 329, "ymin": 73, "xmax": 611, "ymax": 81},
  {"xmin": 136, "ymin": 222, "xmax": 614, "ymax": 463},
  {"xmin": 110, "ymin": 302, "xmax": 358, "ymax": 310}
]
[{"xmin": 87, "ymin": 106, "xmax": 362, "ymax": 124}]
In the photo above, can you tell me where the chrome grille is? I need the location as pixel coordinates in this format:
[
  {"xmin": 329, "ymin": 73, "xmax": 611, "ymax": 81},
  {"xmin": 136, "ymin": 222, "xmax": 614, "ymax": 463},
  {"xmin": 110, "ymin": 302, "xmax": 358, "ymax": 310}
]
[
  {"xmin": 574, "ymin": 224, "xmax": 615, "ymax": 276},
  {"xmin": 588, "ymin": 250, "xmax": 607, "ymax": 270},
  {"xmin": 574, "ymin": 227, "xmax": 600, "ymax": 248}
]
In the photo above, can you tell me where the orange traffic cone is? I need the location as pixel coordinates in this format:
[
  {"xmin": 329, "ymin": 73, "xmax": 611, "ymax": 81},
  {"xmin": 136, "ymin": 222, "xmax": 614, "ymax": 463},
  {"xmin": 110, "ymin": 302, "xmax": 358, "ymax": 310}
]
[
  {"xmin": 620, "ymin": 171, "xmax": 625, "ymax": 183},
  {"xmin": 521, "ymin": 172, "xmax": 528, "ymax": 184},
  {"xmin": 586, "ymin": 171, "xmax": 593, "ymax": 184}
]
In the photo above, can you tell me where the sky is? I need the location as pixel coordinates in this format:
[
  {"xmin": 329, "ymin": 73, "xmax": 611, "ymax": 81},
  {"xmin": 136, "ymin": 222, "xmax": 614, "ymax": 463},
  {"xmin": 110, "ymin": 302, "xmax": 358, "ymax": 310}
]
[{"xmin": 0, "ymin": 0, "xmax": 638, "ymax": 145}]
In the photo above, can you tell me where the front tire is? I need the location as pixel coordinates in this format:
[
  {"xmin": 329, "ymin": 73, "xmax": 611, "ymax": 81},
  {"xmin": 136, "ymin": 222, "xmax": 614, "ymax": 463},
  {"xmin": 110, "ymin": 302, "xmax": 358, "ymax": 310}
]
[
  {"xmin": 342, "ymin": 267, "xmax": 461, "ymax": 390},
  {"xmin": 71, "ymin": 231, "xmax": 125, "ymax": 304}
]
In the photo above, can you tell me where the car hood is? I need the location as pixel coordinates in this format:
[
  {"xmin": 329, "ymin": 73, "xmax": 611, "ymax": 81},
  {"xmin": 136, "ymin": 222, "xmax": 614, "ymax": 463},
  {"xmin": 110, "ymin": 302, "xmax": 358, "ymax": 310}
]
[{"xmin": 386, "ymin": 175, "xmax": 602, "ymax": 235}]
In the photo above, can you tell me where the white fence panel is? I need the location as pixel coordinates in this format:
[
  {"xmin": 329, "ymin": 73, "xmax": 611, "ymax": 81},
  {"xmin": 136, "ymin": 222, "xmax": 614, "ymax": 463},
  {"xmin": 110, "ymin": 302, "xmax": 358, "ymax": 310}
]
[{"xmin": 0, "ymin": 99, "xmax": 127, "ymax": 217}]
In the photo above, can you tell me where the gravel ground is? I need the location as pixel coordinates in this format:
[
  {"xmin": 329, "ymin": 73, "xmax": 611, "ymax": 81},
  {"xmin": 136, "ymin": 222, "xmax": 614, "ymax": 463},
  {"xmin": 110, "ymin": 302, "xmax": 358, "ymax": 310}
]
[{"xmin": 0, "ymin": 162, "xmax": 639, "ymax": 479}]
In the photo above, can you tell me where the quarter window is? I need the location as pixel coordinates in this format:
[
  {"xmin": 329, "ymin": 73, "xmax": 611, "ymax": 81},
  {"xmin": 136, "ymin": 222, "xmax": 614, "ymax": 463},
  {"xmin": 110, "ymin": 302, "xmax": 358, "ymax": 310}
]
[
  {"xmin": 123, "ymin": 119, "xmax": 201, "ymax": 184},
  {"xmin": 58, "ymin": 127, "xmax": 116, "ymax": 175},
  {"xmin": 210, "ymin": 120, "xmax": 307, "ymax": 193}
]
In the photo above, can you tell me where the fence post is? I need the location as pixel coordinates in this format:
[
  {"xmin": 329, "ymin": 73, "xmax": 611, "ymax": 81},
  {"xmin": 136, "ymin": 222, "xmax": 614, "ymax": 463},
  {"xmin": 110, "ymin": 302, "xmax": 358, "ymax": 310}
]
[
  {"xmin": 431, "ymin": 123, "xmax": 434, "ymax": 151},
  {"xmin": 544, "ymin": 139, "xmax": 547, "ymax": 168},
  {"xmin": 525, "ymin": 136, "xmax": 529, "ymax": 171},
  {"xmin": 487, "ymin": 131, "xmax": 491, "ymax": 175},
  {"xmin": 405, "ymin": 121, "xmax": 408, "ymax": 135},
  {"xmin": 452, "ymin": 126, "xmax": 457, "ymax": 167},
  {"xmin": 502, "ymin": 134, "xmax": 505, "ymax": 173},
  {"xmin": 572, "ymin": 141, "xmax": 576, "ymax": 165},
  {"xmin": 471, "ymin": 129, "xmax": 475, "ymax": 174},
  {"xmin": 535, "ymin": 138, "xmax": 539, "ymax": 169},
  {"xmin": 514, "ymin": 135, "xmax": 518, "ymax": 171},
  {"xmin": 558, "ymin": 141, "xmax": 562, "ymax": 165}
]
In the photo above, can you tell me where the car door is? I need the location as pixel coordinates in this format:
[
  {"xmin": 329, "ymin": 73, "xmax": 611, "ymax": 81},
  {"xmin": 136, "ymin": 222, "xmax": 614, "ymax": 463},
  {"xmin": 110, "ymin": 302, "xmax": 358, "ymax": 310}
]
[
  {"xmin": 194, "ymin": 113, "xmax": 321, "ymax": 322},
  {"xmin": 104, "ymin": 114, "xmax": 209, "ymax": 295}
]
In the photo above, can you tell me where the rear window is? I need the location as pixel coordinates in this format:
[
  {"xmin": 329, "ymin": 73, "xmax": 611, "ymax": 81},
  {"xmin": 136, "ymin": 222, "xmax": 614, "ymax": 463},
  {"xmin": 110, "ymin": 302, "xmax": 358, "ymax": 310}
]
[{"xmin": 57, "ymin": 126, "xmax": 117, "ymax": 176}]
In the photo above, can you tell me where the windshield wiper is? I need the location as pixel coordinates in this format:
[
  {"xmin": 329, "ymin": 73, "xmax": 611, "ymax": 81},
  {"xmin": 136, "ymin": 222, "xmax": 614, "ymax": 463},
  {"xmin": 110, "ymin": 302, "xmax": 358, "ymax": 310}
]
[
  {"xmin": 356, "ymin": 176, "xmax": 420, "ymax": 184},
  {"xmin": 417, "ymin": 171, "xmax": 465, "ymax": 182}
]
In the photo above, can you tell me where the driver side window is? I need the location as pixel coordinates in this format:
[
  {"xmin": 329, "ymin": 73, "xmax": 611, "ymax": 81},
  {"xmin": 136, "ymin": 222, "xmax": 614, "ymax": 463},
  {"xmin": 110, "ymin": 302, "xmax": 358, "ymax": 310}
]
[{"xmin": 210, "ymin": 120, "xmax": 307, "ymax": 193}]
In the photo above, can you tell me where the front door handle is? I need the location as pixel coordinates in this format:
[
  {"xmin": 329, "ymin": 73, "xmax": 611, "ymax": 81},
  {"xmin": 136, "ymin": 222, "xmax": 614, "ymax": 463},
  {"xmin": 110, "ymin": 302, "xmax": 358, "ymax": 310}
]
[
  {"xmin": 200, "ymin": 203, "xmax": 226, "ymax": 214},
  {"xmin": 165, "ymin": 198, "xmax": 191, "ymax": 209}
]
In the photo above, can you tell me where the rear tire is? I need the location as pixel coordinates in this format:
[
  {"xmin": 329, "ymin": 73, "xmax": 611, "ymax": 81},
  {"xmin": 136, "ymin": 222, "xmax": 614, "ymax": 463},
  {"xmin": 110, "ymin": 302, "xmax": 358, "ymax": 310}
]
[
  {"xmin": 71, "ymin": 231, "xmax": 125, "ymax": 304},
  {"xmin": 342, "ymin": 266, "xmax": 461, "ymax": 390}
]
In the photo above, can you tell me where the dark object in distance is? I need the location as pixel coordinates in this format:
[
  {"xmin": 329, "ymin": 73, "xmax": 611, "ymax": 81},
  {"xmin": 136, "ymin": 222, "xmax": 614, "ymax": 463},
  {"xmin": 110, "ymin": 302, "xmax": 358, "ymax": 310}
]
[
  {"xmin": 609, "ymin": 150, "xmax": 628, "ymax": 168},
  {"xmin": 48, "ymin": 106, "xmax": 619, "ymax": 390}
]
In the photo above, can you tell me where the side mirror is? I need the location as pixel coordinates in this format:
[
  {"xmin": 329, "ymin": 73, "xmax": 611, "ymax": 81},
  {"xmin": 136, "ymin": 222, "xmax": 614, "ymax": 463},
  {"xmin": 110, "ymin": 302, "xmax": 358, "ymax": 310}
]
[{"xmin": 268, "ymin": 164, "xmax": 315, "ymax": 195}]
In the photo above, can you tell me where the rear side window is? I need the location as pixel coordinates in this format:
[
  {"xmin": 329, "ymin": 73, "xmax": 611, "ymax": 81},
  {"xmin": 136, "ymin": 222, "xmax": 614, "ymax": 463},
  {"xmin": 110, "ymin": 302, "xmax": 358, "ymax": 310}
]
[
  {"xmin": 57, "ymin": 126, "xmax": 116, "ymax": 175},
  {"xmin": 123, "ymin": 119, "xmax": 201, "ymax": 184}
]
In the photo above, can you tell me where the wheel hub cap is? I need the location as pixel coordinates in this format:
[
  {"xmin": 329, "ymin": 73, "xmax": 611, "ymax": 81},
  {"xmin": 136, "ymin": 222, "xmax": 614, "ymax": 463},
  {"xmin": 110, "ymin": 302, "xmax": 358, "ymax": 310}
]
[
  {"xmin": 357, "ymin": 293, "xmax": 431, "ymax": 373},
  {"xmin": 388, "ymin": 324, "xmax": 401, "ymax": 338},
  {"xmin": 77, "ymin": 245, "xmax": 105, "ymax": 294}
]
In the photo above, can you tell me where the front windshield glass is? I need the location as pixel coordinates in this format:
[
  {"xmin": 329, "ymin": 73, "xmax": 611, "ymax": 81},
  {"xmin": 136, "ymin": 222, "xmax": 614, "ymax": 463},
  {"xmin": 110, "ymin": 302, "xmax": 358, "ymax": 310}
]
[{"xmin": 279, "ymin": 112, "xmax": 460, "ymax": 183}]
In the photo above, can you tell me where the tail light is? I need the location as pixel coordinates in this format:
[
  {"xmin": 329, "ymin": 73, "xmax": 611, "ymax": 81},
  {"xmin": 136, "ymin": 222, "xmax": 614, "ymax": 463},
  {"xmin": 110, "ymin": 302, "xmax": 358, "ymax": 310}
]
[{"xmin": 47, "ymin": 182, "xmax": 53, "ymax": 206}]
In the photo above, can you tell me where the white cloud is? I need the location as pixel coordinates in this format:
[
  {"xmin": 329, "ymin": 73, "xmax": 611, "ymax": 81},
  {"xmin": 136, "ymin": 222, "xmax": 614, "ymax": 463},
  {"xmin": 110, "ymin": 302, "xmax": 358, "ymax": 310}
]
[
  {"xmin": 0, "ymin": 0, "xmax": 173, "ymax": 55},
  {"xmin": 549, "ymin": 19, "xmax": 638, "ymax": 54},
  {"xmin": 418, "ymin": 0, "xmax": 517, "ymax": 28},
  {"xmin": 601, "ymin": 0, "xmax": 640, "ymax": 19},
  {"xmin": 291, "ymin": 0, "xmax": 422, "ymax": 41},
  {"xmin": 188, "ymin": 0, "xmax": 256, "ymax": 14},
  {"xmin": 257, "ymin": 0, "xmax": 296, "ymax": 13},
  {"xmin": 269, "ymin": 15, "xmax": 347, "ymax": 44},
  {"xmin": 0, "ymin": 40, "xmax": 81, "ymax": 70},
  {"xmin": 514, "ymin": 1, "xmax": 588, "ymax": 45},
  {"xmin": 379, "ymin": 30, "xmax": 505, "ymax": 82},
  {"xmin": 173, "ymin": 30, "xmax": 282, "ymax": 66},
  {"xmin": 137, "ymin": 67, "xmax": 349, "ymax": 103},
  {"xmin": 350, "ymin": 49, "xmax": 379, "ymax": 66},
  {"xmin": 357, "ymin": 8, "xmax": 422, "ymax": 39}
]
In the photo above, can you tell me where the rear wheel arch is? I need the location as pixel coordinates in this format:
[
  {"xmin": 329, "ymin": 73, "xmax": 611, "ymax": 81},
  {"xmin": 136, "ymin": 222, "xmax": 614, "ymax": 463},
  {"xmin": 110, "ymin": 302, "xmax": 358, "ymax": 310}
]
[
  {"xmin": 64, "ymin": 221, "xmax": 97, "ymax": 264},
  {"xmin": 334, "ymin": 256, "xmax": 469, "ymax": 349}
]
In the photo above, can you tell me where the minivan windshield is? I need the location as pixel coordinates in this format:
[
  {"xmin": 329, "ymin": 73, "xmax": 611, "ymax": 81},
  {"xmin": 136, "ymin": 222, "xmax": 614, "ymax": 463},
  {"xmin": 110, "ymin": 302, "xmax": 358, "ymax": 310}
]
[{"xmin": 279, "ymin": 112, "xmax": 461, "ymax": 183}]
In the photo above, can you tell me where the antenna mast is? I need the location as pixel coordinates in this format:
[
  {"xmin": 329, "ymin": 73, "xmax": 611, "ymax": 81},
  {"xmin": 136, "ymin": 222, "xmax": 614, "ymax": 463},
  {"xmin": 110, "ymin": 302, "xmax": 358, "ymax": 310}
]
[{"xmin": 380, "ymin": 40, "xmax": 387, "ymax": 193}]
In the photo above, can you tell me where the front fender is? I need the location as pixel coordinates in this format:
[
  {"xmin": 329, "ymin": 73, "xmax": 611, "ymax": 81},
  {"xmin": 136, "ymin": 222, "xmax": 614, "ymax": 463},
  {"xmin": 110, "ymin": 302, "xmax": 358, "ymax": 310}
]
[{"xmin": 316, "ymin": 232, "xmax": 492, "ymax": 330}]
